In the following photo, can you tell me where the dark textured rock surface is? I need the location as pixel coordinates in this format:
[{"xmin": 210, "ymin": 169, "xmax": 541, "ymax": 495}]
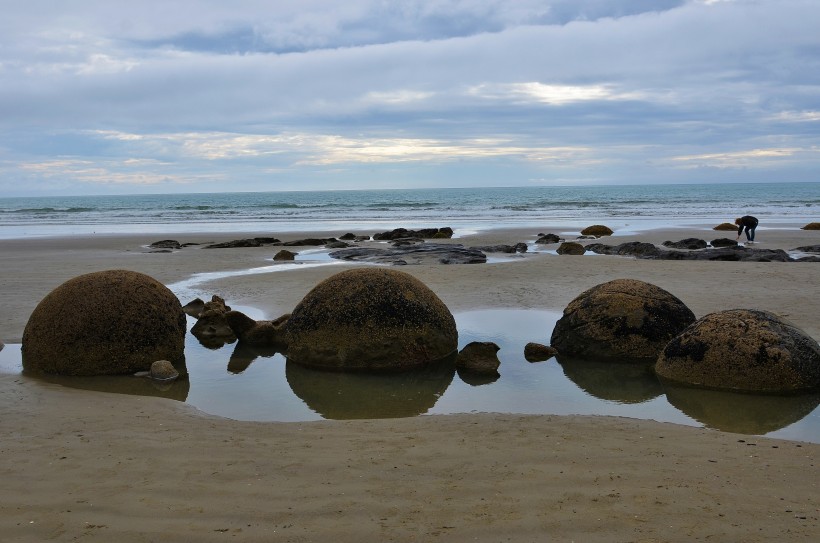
[
  {"xmin": 656, "ymin": 309, "xmax": 820, "ymax": 393},
  {"xmin": 22, "ymin": 270, "xmax": 186, "ymax": 376},
  {"xmin": 550, "ymin": 279, "xmax": 696, "ymax": 363},
  {"xmin": 556, "ymin": 242, "xmax": 585, "ymax": 255},
  {"xmin": 285, "ymin": 268, "xmax": 458, "ymax": 371},
  {"xmin": 524, "ymin": 342, "xmax": 558, "ymax": 362},
  {"xmin": 585, "ymin": 242, "xmax": 662, "ymax": 258},
  {"xmin": 535, "ymin": 233, "xmax": 561, "ymax": 244},
  {"xmin": 204, "ymin": 237, "xmax": 281, "ymax": 248},
  {"xmin": 586, "ymin": 243, "xmax": 796, "ymax": 262},
  {"xmin": 373, "ymin": 227, "xmax": 453, "ymax": 240},
  {"xmin": 273, "ymin": 249, "xmax": 297, "ymax": 261},
  {"xmin": 663, "ymin": 238, "xmax": 708, "ymax": 250},
  {"xmin": 226, "ymin": 311, "xmax": 290, "ymax": 349},
  {"xmin": 471, "ymin": 243, "xmax": 528, "ymax": 253},
  {"xmin": 329, "ymin": 243, "xmax": 487, "ymax": 265},
  {"xmin": 713, "ymin": 222, "xmax": 738, "ymax": 231},
  {"xmin": 801, "ymin": 222, "xmax": 820, "ymax": 230},
  {"xmin": 710, "ymin": 238, "xmax": 738, "ymax": 248},
  {"xmin": 456, "ymin": 342, "xmax": 501, "ymax": 375}
]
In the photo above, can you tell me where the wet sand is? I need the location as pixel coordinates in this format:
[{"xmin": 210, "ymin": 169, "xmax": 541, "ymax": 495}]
[{"xmin": 1, "ymin": 224, "xmax": 818, "ymax": 541}]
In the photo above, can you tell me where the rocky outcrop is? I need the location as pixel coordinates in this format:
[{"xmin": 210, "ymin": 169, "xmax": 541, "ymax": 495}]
[
  {"xmin": 373, "ymin": 227, "xmax": 453, "ymax": 240},
  {"xmin": 22, "ymin": 270, "xmax": 186, "ymax": 376},
  {"xmin": 801, "ymin": 222, "xmax": 820, "ymax": 230},
  {"xmin": 556, "ymin": 242, "xmax": 585, "ymax": 255},
  {"xmin": 585, "ymin": 242, "xmax": 662, "ymax": 258},
  {"xmin": 189, "ymin": 295, "xmax": 235, "ymax": 345},
  {"xmin": 550, "ymin": 279, "xmax": 696, "ymax": 363},
  {"xmin": 663, "ymin": 238, "xmax": 708, "ymax": 250},
  {"xmin": 524, "ymin": 342, "xmax": 558, "ymax": 362},
  {"xmin": 713, "ymin": 222, "xmax": 738, "ymax": 231},
  {"xmin": 580, "ymin": 225, "xmax": 614, "ymax": 236},
  {"xmin": 329, "ymin": 243, "xmax": 487, "ymax": 265},
  {"xmin": 656, "ymin": 309, "xmax": 820, "ymax": 393},
  {"xmin": 204, "ymin": 237, "xmax": 281, "ymax": 248},
  {"xmin": 285, "ymin": 268, "xmax": 458, "ymax": 372},
  {"xmin": 150, "ymin": 239, "xmax": 183, "ymax": 250},
  {"xmin": 226, "ymin": 311, "xmax": 290, "ymax": 349},
  {"xmin": 585, "ymin": 242, "xmax": 796, "ymax": 262},
  {"xmin": 456, "ymin": 342, "xmax": 501, "ymax": 376},
  {"xmin": 282, "ymin": 238, "xmax": 338, "ymax": 246},
  {"xmin": 470, "ymin": 243, "xmax": 528, "ymax": 253},
  {"xmin": 535, "ymin": 233, "xmax": 561, "ymax": 244},
  {"xmin": 710, "ymin": 238, "xmax": 738, "ymax": 248}
]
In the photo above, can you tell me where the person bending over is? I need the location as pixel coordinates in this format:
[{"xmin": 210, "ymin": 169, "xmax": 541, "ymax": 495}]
[{"xmin": 735, "ymin": 215, "xmax": 758, "ymax": 242}]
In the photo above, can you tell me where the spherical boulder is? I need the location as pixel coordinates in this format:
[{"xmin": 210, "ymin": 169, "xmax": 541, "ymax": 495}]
[
  {"xmin": 22, "ymin": 270, "xmax": 186, "ymax": 376},
  {"xmin": 550, "ymin": 279, "xmax": 696, "ymax": 363},
  {"xmin": 656, "ymin": 309, "xmax": 820, "ymax": 393},
  {"xmin": 285, "ymin": 268, "xmax": 457, "ymax": 371}
]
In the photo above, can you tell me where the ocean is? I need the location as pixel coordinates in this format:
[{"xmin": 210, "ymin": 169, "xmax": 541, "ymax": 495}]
[{"xmin": 0, "ymin": 182, "xmax": 818, "ymax": 239}]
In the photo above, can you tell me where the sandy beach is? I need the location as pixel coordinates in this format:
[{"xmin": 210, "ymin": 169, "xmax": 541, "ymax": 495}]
[{"xmin": 1, "ymin": 224, "xmax": 818, "ymax": 541}]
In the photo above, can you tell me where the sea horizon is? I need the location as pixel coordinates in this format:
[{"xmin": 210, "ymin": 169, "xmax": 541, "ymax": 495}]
[{"xmin": 1, "ymin": 181, "xmax": 817, "ymax": 240}]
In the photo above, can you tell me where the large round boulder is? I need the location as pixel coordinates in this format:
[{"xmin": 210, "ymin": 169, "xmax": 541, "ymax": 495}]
[
  {"xmin": 655, "ymin": 309, "xmax": 820, "ymax": 393},
  {"xmin": 285, "ymin": 268, "xmax": 457, "ymax": 371},
  {"xmin": 22, "ymin": 270, "xmax": 186, "ymax": 376},
  {"xmin": 550, "ymin": 279, "xmax": 696, "ymax": 363}
]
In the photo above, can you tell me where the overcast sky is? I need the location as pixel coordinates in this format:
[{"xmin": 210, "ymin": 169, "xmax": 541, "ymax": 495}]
[{"xmin": 1, "ymin": 0, "xmax": 818, "ymax": 196}]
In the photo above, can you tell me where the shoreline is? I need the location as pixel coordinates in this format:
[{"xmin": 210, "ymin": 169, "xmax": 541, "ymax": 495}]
[{"xmin": 1, "ymin": 224, "xmax": 818, "ymax": 540}]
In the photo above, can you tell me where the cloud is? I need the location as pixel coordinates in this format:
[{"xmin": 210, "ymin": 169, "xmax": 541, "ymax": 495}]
[{"xmin": 1, "ymin": 0, "xmax": 819, "ymax": 194}]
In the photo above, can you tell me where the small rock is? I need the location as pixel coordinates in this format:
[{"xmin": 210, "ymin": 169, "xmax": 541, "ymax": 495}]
[
  {"xmin": 524, "ymin": 343, "xmax": 558, "ymax": 362},
  {"xmin": 274, "ymin": 249, "xmax": 297, "ymax": 261},
  {"xmin": 150, "ymin": 360, "xmax": 179, "ymax": 382},
  {"xmin": 456, "ymin": 342, "xmax": 501, "ymax": 375}
]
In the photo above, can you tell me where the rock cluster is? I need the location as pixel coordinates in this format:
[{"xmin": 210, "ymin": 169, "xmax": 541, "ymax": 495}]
[{"xmin": 22, "ymin": 270, "xmax": 186, "ymax": 376}]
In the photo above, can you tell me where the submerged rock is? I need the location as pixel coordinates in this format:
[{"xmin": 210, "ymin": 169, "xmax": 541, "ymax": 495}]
[
  {"xmin": 226, "ymin": 311, "xmax": 290, "ymax": 349},
  {"xmin": 456, "ymin": 342, "xmax": 501, "ymax": 376},
  {"xmin": 524, "ymin": 342, "xmax": 558, "ymax": 362}
]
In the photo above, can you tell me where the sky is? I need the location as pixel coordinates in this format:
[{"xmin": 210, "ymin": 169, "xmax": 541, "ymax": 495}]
[{"xmin": 0, "ymin": 0, "xmax": 819, "ymax": 196}]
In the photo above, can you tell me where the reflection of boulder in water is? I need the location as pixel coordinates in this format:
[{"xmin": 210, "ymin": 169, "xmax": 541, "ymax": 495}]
[
  {"xmin": 456, "ymin": 368, "xmax": 499, "ymax": 386},
  {"xmin": 285, "ymin": 355, "xmax": 455, "ymax": 419},
  {"xmin": 227, "ymin": 343, "xmax": 282, "ymax": 374},
  {"xmin": 663, "ymin": 384, "xmax": 820, "ymax": 434},
  {"xmin": 22, "ymin": 367, "xmax": 190, "ymax": 402},
  {"xmin": 556, "ymin": 355, "xmax": 663, "ymax": 404}
]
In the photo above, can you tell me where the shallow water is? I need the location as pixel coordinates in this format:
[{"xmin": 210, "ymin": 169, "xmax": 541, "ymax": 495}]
[{"xmin": 2, "ymin": 308, "xmax": 818, "ymax": 443}]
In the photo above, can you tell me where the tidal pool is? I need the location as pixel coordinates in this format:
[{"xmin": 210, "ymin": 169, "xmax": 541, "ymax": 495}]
[{"xmin": 2, "ymin": 308, "xmax": 818, "ymax": 443}]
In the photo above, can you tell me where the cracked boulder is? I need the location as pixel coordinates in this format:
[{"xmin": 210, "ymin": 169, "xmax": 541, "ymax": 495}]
[
  {"xmin": 656, "ymin": 309, "xmax": 820, "ymax": 393},
  {"xmin": 550, "ymin": 279, "xmax": 695, "ymax": 363}
]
